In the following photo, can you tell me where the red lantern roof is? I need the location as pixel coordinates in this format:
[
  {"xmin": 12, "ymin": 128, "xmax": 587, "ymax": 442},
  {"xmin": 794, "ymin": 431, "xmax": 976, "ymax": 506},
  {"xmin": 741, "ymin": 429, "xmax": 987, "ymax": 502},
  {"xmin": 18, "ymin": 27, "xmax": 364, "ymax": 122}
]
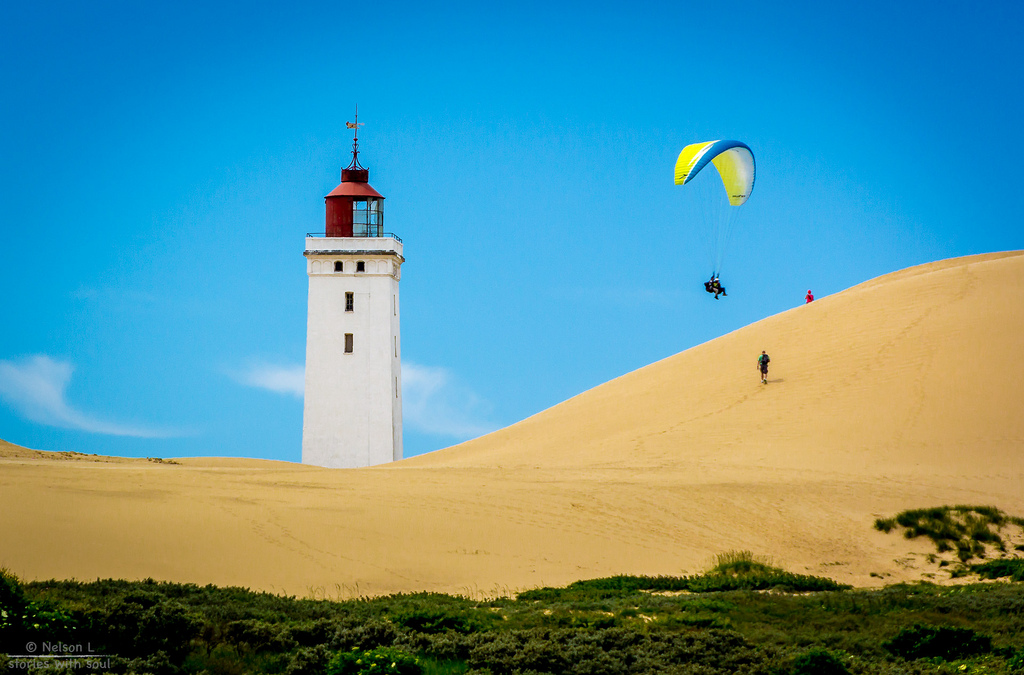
[{"xmin": 326, "ymin": 181, "xmax": 383, "ymax": 199}]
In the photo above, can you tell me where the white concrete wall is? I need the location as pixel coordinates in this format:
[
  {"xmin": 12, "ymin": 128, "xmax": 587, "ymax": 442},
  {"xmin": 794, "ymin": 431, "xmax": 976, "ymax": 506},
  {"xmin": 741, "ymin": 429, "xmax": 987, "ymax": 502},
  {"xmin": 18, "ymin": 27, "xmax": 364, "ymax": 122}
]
[{"xmin": 302, "ymin": 237, "xmax": 403, "ymax": 468}]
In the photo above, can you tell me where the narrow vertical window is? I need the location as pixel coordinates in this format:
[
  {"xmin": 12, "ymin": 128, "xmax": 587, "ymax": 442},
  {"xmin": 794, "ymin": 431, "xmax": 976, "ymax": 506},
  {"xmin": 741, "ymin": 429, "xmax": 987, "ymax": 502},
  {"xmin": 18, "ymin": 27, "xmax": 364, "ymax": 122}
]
[
  {"xmin": 393, "ymin": 295, "xmax": 397, "ymax": 316},
  {"xmin": 334, "ymin": 261, "xmax": 343, "ymax": 272},
  {"xmin": 356, "ymin": 261, "xmax": 365, "ymax": 272},
  {"xmin": 394, "ymin": 336, "xmax": 397, "ymax": 357},
  {"xmin": 345, "ymin": 292, "xmax": 354, "ymax": 312},
  {"xmin": 344, "ymin": 333, "xmax": 354, "ymax": 353}
]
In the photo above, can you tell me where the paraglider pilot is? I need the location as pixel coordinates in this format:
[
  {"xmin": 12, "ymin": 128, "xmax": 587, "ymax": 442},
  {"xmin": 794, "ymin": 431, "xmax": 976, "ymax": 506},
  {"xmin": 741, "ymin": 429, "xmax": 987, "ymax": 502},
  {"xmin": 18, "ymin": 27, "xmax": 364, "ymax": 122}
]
[{"xmin": 704, "ymin": 274, "xmax": 727, "ymax": 299}]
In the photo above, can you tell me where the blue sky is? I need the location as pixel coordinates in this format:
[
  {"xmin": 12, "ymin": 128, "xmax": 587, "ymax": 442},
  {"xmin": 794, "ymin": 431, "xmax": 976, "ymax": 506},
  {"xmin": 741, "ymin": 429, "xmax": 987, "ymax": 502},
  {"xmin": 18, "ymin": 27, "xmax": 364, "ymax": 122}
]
[{"xmin": 1, "ymin": 0, "xmax": 1021, "ymax": 460}]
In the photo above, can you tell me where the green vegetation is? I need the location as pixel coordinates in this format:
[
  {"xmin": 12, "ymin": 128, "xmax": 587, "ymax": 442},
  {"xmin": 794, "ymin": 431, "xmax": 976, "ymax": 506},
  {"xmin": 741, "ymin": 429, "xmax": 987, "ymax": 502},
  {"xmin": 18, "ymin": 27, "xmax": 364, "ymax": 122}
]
[
  {"xmin": 790, "ymin": 648, "xmax": 850, "ymax": 675},
  {"xmin": 882, "ymin": 624, "xmax": 993, "ymax": 661},
  {"xmin": 4, "ymin": 559, "xmax": 1024, "ymax": 674},
  {"xmin": 972, "ymin": 559, "xmax": 1024, "ymax": 582},
  {"xmin": 328, "ymin": 647, "xmax": 423, "ymax": 675},
  {"xmin": 518, "ymin": 551, "xmax": 849, "ymax": 603},
  {"xmin": 874, "ymin": 505, "xmax": 1024, "ymax": 562}
]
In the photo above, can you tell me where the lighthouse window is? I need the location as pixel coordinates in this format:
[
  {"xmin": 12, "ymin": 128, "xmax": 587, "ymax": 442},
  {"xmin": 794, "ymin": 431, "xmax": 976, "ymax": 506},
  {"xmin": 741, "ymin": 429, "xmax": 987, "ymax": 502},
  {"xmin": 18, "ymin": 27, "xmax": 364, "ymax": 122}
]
[
  {"xmin": 334, "ymin": 261, "xmax": 343, "ymax": 272},
  {"xmin": 344, "ymin": 333, "xmax": 354, "ymax": 353},
  {"xmin": 356, "ymin": 261, "xmax": 365, "ymax": 272},
  {"xmin": 352, "ymin": 198, "xmax": 383, "ymax": 237},
  {"xmin": 345, "ymin": 292, "xmax": 354, "ymax": 312}
]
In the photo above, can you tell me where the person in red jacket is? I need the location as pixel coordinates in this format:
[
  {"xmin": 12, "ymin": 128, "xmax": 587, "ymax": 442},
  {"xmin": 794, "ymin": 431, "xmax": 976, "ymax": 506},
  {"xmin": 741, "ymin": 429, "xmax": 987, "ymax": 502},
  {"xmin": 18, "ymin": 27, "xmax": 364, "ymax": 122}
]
[{"xmin": 805, "ymin": 289, "xmax": 814, "ymax": 303}]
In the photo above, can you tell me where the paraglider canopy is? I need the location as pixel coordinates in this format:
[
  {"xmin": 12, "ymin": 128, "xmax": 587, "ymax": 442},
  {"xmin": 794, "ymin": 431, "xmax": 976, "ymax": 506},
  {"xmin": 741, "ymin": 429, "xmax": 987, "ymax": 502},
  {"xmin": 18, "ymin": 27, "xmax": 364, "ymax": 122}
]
[
  {"xmin": 674, "ymin": 139, "xmax": 756, "ymax": 279},
  {"xmin": 674, "ymin": 140, "xmax": 755, "ymax": 205}
]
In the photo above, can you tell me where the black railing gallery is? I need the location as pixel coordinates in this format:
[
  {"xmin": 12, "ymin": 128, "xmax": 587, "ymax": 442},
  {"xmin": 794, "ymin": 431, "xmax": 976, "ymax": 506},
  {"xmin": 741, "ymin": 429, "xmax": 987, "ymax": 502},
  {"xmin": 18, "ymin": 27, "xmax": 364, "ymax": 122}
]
[{"xmin": 306, "ymin": 231, "xmax": 402, "ymax": 243}]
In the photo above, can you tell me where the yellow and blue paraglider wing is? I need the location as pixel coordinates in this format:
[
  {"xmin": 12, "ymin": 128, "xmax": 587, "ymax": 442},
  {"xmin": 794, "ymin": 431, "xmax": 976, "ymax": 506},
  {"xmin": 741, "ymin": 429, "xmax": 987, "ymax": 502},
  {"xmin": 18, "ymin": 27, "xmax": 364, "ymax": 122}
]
[{"xmin": 674, "ymin": 140, "xmax": 755, "ymax": 206}]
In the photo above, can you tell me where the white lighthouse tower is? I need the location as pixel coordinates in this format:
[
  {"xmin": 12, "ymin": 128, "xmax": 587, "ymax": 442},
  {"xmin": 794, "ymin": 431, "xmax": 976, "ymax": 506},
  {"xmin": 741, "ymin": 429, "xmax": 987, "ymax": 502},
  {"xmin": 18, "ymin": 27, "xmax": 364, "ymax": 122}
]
[{"xmin": 302, "ymin": 117, "xmax": 403, "ymax": 468}]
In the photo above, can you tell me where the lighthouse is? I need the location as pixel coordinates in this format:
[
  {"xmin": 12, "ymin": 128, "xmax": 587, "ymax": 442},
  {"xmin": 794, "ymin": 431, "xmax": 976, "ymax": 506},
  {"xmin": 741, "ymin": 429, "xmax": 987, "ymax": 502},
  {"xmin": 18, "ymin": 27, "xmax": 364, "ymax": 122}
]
[{"xmin": 302, "ymin": 117, "xmax": 404, "ymax": 468}]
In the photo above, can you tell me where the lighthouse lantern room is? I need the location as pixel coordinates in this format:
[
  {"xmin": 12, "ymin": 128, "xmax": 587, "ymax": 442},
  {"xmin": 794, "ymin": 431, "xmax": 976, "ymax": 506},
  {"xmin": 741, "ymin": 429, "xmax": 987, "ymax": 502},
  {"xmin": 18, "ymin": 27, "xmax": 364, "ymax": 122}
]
[{"xmin": 302, "ymin": 114, "xmax": 404, "ymax": 468}]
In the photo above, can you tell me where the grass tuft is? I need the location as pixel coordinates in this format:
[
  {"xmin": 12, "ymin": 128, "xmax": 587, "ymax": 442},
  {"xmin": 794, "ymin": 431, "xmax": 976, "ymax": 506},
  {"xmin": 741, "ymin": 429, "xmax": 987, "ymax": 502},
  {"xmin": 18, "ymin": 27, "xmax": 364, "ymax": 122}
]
[
  {"xmin": 872, "ymin": 505, "xmax": 1024, "ymax": 562},
  {"xmin": 708, "ymin": 550, "xmax": 774, "ymax": 576},
  {"xmin": 874, "ymin": 518, "xmax": 896, "ymax": 533}
]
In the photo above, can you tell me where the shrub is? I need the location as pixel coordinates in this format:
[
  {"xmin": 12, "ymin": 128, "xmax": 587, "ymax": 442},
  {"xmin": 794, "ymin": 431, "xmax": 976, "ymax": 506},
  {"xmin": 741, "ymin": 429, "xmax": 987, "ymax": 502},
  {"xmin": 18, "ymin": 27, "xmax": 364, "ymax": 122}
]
[
  {"xmin": 882, "ymin": 624, "xmax": 992, "ymax": 661},
  {"xmin": 286, "ymin": 645, "xmax": 334, "ymax": 675},
  {"xmin": 687, "ymin": 570, "xmax": 848, "ymax": 593},
  {"xmin": 226, "ymin": 619, "xmax": 297, "ymax": 651},
  {"xmin": 516, "ymin": 576, "xmax": 685, "ymax": 602},
  {"xmin": 0, "ymin": 568, "xmax": 29, "ymax": 632},
  {"xmin": 103, "ymin": 599, "xmax": 202, "ymax": 662},
  {"xmin": 1009, "ymin": 646, "xmax": 1024, "ymax": 672},
  {"xmin": 286, "ymin": 619, "xmax": 342, "ymax": 647},
  {"xmin": 516, "ymin": 563, "xmax": 848, "ymax": 601},
  {"xmin": 391, "ymin": 607, "xmax": 482, "ymax": 634},
  {"xmin": 327, "ymin": 646, "xmax": 423, "ymax": 675},
  {"xmin": 117, "ymin": 650, "xmax": 178, "ymax": 675},
  {"xmin": 0, "ymin": 568, "xmax": 78, "ymax": 651},
  {"xmin": 461, "ymin": 627, "xmax": 772, "ymax": 675},
  {"xmin": 332, "ymin": 619, "xmax": 401, "ymax": 651},
  {"xmin": 418, "ymin": 658, "xmax": 468, "ymax": 675},
  {"xmin": 790, "ymin": 648, "xmax": 850, "ymax": 675},
  {"xmin": 971, "ymin": 558, "xmax": 1024, "ymax": 581}
]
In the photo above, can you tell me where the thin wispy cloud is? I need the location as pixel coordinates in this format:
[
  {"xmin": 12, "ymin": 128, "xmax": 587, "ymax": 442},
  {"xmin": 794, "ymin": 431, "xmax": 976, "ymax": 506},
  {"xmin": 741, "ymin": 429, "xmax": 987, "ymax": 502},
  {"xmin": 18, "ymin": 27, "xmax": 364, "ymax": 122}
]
[
  {"xmin": 233, "ymin": 363, "xmax": 305, "ymax": 398},
  {"xmin": 235, "ymin": 360, "xmax": 496, "ymax": 440},
  {"xmin": 402, "ymin": 362, "xmax": 497, "ymax": 440},
  {"xmin": 0, "ymin": 355, "xmax": 179, "ymax": 438}
]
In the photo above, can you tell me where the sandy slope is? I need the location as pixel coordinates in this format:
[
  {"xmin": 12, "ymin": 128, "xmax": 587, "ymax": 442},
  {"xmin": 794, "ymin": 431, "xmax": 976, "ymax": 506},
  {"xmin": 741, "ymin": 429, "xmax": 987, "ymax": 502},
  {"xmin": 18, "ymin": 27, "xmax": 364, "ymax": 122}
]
[{"xmin": 2, "ymin": 252, "xmax": 1022, "ymax": 597}]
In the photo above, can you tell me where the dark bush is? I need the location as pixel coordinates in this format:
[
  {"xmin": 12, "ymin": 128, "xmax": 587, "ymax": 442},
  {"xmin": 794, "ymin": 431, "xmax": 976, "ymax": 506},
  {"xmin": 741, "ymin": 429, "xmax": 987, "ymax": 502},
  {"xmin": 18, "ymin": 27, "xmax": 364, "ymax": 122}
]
[
  {"xmin": 517, "ymin": 576, "xmax": 677, "ymax": 602},
  {"xmin": 466, "ymin": 630, "xmax": 560, "ymax": 674},
  {"xmin": 282, "ymin": 618, "xmax": 342, "ymax": 647},
  {"xmin": 226, "ymin": 619, "xmax": 297, "ymax": 651},
  {"xmin": 883, "ymin": 624, "xmax": 992, "ymax": 661},
  {"xmin": 517, "ymin": 569, "xmax": 848, "ymax": 602},
  {"xmin": 332, "ymin": 619, "xmax": 401, "ymax": 651},
  {"xmin": 286, "ymin": 645, "xmax": 334, "ymax": 675},
  {"xmin": 972, "ymin": 558, "xmax": 1024, "ymax": 581},
  {"xmin": 103, "ymin": 599, "xmax": 202, "ymax": 662},
  {"xmin": 687, "ymin": 571, "xmax": 848, "ymax": 593},
  {"xmin": 1, "ymin": 568, "xmax": 28, "ymax": 619},
  {"xmin": 790, "ymin": 648, "xmax": 850, "ymax": 675},
  {"xmin": 420, "ymin": 631, "xmax": 494, "ymax": 662},
  {"xmin": 392, "ymin": 607, "xmax": 481, "ymax": 634},
  {"xmin": 115, "ymin": 650, "xmax": 178, "ymax": 675},
  {"xmin": 0, "ymin": 569, "xmax": 78, "ymax": 651},
  {"xmin": 463, "ymin": 627, "xmax": 771, "ymax": 675},
  {"xmin": 1009, "ymin": 646, "xmax": 1024, "ymax": 672}
]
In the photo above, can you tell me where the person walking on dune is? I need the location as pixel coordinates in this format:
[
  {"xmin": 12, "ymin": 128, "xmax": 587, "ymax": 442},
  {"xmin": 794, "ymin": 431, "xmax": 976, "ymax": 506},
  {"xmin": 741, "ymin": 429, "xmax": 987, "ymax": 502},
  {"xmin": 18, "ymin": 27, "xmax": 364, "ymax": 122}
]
[
  {"xmin": 757, "ymin": 350, "xmax": 770, "ymax": 384},
  {"xmin": 805, "ymin": 289, "xmax": 814, "ymax": 303}
]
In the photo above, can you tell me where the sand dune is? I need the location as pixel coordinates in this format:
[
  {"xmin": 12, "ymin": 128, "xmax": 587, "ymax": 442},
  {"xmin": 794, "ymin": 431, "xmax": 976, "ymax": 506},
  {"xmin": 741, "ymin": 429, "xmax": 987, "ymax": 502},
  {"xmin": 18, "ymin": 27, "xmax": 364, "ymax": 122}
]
[{"xmin": 2, "ymin": 252, "xmax": 1022, "ymax": 597}]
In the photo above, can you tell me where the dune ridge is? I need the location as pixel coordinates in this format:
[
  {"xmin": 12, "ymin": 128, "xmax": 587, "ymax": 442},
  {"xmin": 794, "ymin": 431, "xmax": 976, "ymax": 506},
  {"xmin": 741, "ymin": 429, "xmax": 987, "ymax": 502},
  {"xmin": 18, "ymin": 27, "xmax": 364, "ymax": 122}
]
[{"xmin": 2, "ymin": 251, "xmax": 1022, "ymax": 597}]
